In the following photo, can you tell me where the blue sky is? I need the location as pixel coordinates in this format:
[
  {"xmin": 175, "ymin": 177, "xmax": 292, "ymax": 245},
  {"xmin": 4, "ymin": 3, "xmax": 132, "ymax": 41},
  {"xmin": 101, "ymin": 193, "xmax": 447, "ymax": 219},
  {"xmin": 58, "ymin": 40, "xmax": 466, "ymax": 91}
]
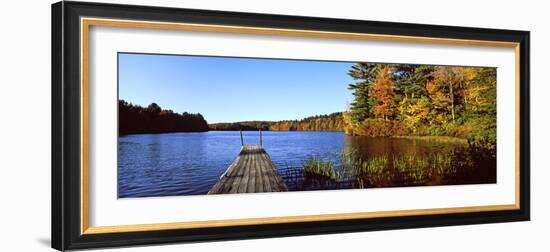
[{"xmin": 119, "ymin": 53, "xmax": 355, "ymax": 123}]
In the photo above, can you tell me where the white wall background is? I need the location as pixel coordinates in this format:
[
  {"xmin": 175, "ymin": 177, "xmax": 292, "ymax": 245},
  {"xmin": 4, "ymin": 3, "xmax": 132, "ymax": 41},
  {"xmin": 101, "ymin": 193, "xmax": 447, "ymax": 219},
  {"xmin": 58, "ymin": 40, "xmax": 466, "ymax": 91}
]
[{"xmin": 0, "ymin": 0, "xmax": 546, "ymax": 251}]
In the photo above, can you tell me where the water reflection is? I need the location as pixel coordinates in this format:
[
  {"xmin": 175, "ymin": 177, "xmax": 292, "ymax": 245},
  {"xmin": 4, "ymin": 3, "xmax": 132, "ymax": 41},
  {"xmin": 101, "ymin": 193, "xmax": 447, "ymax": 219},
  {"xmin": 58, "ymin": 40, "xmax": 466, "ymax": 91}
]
[
  {"xmin": 281, "ymin": 135, "xmax": 496, "ymax": 191},
  {"xmin": 118, "ymin": 131, "xmax": 496, "ymax": 198}
]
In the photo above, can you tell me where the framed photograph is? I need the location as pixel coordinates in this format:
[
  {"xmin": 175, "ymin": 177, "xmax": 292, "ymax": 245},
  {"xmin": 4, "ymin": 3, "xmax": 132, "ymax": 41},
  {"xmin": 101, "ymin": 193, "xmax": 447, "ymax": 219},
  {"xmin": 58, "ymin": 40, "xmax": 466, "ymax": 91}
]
[{"xmin": 52, "ymin": 1, "xmax": 530, "ymax": 250}]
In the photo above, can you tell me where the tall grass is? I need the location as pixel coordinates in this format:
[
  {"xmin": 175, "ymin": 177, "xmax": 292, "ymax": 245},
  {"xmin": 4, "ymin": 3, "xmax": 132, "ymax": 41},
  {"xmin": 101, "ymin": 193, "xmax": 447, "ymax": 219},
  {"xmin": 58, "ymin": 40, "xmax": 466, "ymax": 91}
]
[
  {"xmin": 341, "ymin": 149, "xmax": 389, "ymax": 186},
  {"xmin": 302, "ymin": 157, "xmax": 344, "ymax": 180},
  {"xmin": 391, "ymin": 153, "xmax": 455, "ymax": 182},
  {"xmin": 360, "ymin": 156, "xmax": 387, "ymax": 174},
  {"xmin": 302, "ymin": 148, "xmax": 464, "ymax": 187},
  {"xmin": 392, "ymin": 135, "xmax": 468, "ymax": 144},
  {"xmin": 343, "ymin": 148, "xmax": 461, "ymax": 185},
  {"xmin": 392, "ymin": 154, "xmax": 453, "ymax": 175},
  {"xmin": 341, "ymin": 149, "xmax": 387, "ymax": 175}
]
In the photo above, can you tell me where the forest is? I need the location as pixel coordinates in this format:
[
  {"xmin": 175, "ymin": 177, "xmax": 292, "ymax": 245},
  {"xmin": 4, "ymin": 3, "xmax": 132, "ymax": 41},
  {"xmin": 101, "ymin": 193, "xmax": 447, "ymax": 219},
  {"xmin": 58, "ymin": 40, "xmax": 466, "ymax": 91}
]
[
  {"xmin": 208, "ymin": 121, "xmax": 272, "ymax": 131},
  {"xmin": 119, "ymin": 100, "xmax": 343, "ymax": 134},
  {"xmin": 119, "ymin": 62, "xmax": 496, "ymax": 152},
  {"xmin": 343, "ymin": 63, "xmax": 497, "ymax": 151},
  {"xmin": 208, "ymin": 113, "xmax": 344, "ymax": 131},
  {"xmin": 269, "ymin": 113, "xmax": 344, "ymax": 131},
  {"xmin": 118, "ymin": 99, "xmax": 208, "ymax": 135}
]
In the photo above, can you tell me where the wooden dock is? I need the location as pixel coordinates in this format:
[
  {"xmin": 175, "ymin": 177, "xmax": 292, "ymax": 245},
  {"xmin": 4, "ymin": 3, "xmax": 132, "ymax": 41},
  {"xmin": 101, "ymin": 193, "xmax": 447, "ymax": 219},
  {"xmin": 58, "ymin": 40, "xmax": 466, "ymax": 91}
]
[{"xmin": 208, "ymin": 144, "xmax": 288, "ymax": 194}]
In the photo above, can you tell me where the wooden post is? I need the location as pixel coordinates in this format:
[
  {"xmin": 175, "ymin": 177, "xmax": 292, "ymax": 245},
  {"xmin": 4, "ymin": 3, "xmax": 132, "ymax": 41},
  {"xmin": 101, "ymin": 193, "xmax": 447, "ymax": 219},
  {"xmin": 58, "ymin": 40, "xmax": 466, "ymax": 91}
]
[
  {"xmin": 240, "ymin": 129, "xmax": 244, "ymax": 146},
  {"xmin": 259, "ymin": 129, "xmax": 263, "ymax": 146}
]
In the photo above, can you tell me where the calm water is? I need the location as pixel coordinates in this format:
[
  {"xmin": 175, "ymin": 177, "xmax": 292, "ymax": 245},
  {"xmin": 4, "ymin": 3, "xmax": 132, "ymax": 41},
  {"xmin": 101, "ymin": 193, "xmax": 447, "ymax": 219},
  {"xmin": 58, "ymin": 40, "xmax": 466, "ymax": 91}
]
[{"xmin": 118, "ymin": 131, "xmax": 496, "ymax": 198}]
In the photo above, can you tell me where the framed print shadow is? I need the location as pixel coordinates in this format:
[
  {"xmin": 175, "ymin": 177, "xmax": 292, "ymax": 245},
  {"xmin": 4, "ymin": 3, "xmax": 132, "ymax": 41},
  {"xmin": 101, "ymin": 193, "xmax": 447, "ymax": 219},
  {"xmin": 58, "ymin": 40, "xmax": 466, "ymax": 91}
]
[{"xmin": 52, "ymin": 1, "xmax": 530, "ymax": 251}]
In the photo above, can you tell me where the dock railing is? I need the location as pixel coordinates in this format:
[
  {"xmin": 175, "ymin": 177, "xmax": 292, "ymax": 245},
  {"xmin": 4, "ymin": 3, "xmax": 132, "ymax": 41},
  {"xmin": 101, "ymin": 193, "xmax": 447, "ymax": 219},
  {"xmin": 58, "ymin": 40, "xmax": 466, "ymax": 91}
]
[{"xmin": 239, "ymin": 129, "xmax": 263, "ymax": 146}]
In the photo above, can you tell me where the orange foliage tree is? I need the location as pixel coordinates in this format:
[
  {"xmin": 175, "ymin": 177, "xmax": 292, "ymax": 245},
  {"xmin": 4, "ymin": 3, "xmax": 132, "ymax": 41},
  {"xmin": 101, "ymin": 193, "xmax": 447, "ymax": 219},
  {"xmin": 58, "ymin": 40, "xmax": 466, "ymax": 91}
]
[{"xmin": 372, "ymin": 68, "xmax": 396, "ymax": 120}]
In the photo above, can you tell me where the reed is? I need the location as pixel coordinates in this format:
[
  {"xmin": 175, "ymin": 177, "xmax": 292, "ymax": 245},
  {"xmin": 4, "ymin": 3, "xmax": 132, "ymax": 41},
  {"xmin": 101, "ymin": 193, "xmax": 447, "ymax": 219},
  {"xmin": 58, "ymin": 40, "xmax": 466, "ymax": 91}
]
[
  {"xmin": 302, "ymin": 149, "xmax": 459, "ymax": 186},
  {"xmin": 302, "ymin": 157, "xmax": 336, "ymax": 179},
  {"xmin": 392, "ymin": 135, "xmax": 468, "ymax": 144},
  {"xmin": 392, "ymin": 154, "xmax": 452, "ymax": 172},
  {"xmin": 341, "ymin": 149, "xmax": 387, "ymax": 175},
  {"xmin": 390, "ymin": 153, "xmax": 456, "ymax": 183},
  {"xmin": 360, "ymin": 156, "xmax": 388, "ymax": 174}
]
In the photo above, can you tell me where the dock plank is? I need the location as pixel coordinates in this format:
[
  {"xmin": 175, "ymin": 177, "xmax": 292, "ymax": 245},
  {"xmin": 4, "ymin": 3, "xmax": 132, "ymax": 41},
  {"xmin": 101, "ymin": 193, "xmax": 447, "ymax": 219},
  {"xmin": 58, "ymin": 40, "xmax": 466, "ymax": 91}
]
[
  {"xmin": 228, "ymin": 148, "xmax": 249, "ymax": 193},
  {"xmin": 259, "ymin": 151, "xmax": 273, "ymax": 192},
  {"xmin": 208, "ymin": 144, "xmax": 288, "ymax": 194},
  {"xmin": 254, "ymin": 151, "xmax": 264, "ymax": 192},
  {"xmin": 246, "ymin": 148, "xmax": 257, "ymax": 193}
]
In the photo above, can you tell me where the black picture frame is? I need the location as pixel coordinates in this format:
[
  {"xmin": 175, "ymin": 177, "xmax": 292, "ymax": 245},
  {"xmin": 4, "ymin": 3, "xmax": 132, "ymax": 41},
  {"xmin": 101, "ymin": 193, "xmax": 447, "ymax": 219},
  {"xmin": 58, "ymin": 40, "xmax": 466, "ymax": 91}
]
[{"xmin": 52, "ymin": 1, "xmax": 530, "ymax": 251}]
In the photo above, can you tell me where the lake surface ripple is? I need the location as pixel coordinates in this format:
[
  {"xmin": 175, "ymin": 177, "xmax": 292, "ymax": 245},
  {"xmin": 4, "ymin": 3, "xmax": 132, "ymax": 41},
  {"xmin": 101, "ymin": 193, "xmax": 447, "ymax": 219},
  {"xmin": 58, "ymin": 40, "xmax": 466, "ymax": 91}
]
[{"xmin": 118, "ymin": 131, "xmax": 495, "ymax": 198}]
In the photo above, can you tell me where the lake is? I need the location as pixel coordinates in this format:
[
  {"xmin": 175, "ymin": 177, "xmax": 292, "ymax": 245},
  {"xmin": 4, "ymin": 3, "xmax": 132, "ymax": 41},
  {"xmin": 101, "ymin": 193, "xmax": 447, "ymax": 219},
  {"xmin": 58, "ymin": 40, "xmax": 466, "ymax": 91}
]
[{"xmin": 118, "ymin": 131, "xmax": 496, "ymax": 198}]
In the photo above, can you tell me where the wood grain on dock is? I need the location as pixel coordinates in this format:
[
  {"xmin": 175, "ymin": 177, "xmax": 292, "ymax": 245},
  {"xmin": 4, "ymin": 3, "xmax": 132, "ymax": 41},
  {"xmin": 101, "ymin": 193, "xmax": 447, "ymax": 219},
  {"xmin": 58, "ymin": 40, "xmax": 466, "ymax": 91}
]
[{"xmin": 208, "ymin": 144, "xmax": 288, "ymax": 194}]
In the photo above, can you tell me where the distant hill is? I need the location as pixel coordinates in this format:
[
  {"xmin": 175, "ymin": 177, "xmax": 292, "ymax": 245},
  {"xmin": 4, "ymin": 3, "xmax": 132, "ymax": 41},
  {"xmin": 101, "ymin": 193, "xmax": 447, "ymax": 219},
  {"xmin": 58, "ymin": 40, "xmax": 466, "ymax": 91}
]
[
  {"xmin": 208, "ymin": 121, "xmax": 272, "ymax": 131},
  {"xmin": 269, "ymin": 112, "xmax": 344, "ymax": 131},
  {"xmin": 119, "ymin": 99, "xmax": 208, "ymax": 135},
  {"xmin": 209, "ymin": 112, "xmax": 344, "ymax": 132},
  {"xmin": 119, "ymin": 99, "xmax": 343, "ymax": 135}
]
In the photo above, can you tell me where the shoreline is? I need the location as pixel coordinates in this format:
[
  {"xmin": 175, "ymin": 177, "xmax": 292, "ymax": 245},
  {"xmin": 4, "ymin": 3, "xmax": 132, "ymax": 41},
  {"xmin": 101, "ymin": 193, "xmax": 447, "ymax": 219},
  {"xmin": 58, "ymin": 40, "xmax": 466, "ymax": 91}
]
[
  {"xmin": 120, "ymin": 130, "xmax": 468, "ymax": 143},
  {"xmin": 390, "ymin": 135, "xmax": 468, "ymax": 143}
]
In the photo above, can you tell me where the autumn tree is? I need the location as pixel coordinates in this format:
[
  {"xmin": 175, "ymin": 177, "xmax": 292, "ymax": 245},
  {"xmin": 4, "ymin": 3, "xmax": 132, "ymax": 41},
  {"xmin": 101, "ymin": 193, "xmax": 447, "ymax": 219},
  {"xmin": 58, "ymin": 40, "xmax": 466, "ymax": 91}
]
[
  {"xmin": 430, "ymin": 67, "xmax": 467, "ymax": 124},
  {"xmin": 393, "ymin": 65, "xmax": 433, "ymax": 100},
  {"xmin": 269, "ymin": 113, "xmax": 344, "ymax": 132},
  {"xmin": 342, "ymin": 111, "xmax": 355, "ymax": 135},
  {"xmin": 463, "ymin": 68, "xmax": 497, "ymax": 114},
  {"xmin": 462, "ymin": 67, "xmax": 497, "ymax": 151},
  {"xmin": 398, "ymin": 96, "xmax": 431, "ymax": 133},
  {"xmin": 372, "ymin": 68, "xmax": 397, "ymax": 120},
  {"xmin": 347, "ymin": 63, "xmax": 385, "ymax": 123}
]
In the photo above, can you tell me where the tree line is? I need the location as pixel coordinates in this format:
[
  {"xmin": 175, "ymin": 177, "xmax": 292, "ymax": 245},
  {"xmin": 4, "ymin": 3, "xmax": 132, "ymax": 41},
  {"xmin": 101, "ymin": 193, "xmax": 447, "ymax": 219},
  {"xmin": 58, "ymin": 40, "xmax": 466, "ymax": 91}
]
[
  {"xmin": 119, "ymin": 99, "xmax": 343, "ymax": 134},
  {"xmin": 119, "ymin": 62, "xmax": 496, "ymax": 151},
  {"xmin": 208, "ymin": 113, "xmax": 344, "ymax": 131},
  {"xmin": 119, "ymin": 99, "xmax": 208, "ymax": 135},
  {"xmin": 344, "ymin": 63, "xmax": 497, "ymax": 150},
  {"xmin": 269, "ymin": 112, "xmax": 344, "ymax": 131},
  {"xmin": 208, "ymin": 121, "xmax": 272, "ymax": 131}
]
